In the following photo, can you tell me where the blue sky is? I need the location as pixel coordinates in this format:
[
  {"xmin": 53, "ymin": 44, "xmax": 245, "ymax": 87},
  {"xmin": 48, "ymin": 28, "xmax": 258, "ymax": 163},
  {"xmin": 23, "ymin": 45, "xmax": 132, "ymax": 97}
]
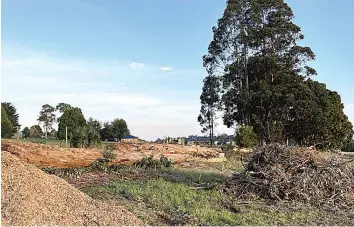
[{"xmin": 1, "ymin": 0, "xmax": 353, "ymax": 140}]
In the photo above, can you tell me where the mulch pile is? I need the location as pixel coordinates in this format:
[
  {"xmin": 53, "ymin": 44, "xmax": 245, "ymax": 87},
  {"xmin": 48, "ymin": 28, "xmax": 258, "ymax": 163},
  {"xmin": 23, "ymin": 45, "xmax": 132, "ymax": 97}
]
[
  {"xmin": 1, "ymin": 151, "xmax": 143, "ymax": 226},
  {"xmin": 225, "ymin": 144, "xmax": 354, "ymax": 209}
]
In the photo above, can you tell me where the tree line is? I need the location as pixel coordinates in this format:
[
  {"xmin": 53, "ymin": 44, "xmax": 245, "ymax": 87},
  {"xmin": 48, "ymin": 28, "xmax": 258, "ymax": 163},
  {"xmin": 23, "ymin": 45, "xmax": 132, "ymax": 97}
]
[
  {"xmin": 198, "ymin": 0, "xmax": 353, "ymax": 149},
  {"xmin": 1, "ymin": 102, "xmax": 130, "ymax": 148}
]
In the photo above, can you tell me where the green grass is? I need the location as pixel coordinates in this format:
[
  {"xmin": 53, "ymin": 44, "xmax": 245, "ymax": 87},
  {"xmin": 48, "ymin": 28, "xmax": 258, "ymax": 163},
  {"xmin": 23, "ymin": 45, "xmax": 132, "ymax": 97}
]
[{"xmin": 83, "ymin": 178, "xmax": 328, "ymax": 225}]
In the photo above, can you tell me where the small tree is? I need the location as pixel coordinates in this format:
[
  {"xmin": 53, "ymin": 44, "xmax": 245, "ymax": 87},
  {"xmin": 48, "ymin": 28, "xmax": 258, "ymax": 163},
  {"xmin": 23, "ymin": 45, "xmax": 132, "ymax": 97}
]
[
  {"xmin": 1, "ymin": 105, "xmax": 13, "ymax": 138},
  {"xmin": 111, "ymin": 118, "xmax": 130, "ymax": 141},
  {"xmin": 38, "ymin": 104, "xmax": 56, "ymax": 138},
  {"xmin": 71, "ymin": 126, "xmax": 88, "ymax": 148},
  {"xmin": 235, "ymin": 125, "xmax": 258, "ymax": 148},
  {"xmin": 57, "ymin": 107, "xmax": 87, "ymax": 140},
  {"xmin": 22, "ymin": 127, "xmax": 30, "ymax": 138},
  {"xmin": 198, "ymin": 75, "xmax": 220, "ymax": 145},
  {"xmin": 29, "ymin": 125, "xmax": 43, "ymax": 138}
]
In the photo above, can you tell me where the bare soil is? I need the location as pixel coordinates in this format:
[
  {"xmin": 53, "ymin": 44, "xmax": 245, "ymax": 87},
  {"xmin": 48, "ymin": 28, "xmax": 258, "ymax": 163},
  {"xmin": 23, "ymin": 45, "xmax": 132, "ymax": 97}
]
[{"xmin": 1, "ymin": 140, "xmax": 221, "ymax": 168}]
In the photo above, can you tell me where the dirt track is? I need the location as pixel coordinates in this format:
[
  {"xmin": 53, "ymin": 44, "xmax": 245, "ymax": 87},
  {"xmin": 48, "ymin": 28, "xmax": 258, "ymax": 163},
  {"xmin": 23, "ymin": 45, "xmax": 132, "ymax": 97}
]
[{"xmin": 1, "ymin": 140, "xmax": 221, "ymax": 168}]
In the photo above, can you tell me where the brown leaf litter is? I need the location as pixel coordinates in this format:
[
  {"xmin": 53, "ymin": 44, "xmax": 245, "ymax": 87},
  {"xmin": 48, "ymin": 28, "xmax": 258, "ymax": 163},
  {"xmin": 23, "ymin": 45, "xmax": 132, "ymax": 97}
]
[{"xmin": 1, "ymin": 150, "xmax": 143, "ymax": 226}]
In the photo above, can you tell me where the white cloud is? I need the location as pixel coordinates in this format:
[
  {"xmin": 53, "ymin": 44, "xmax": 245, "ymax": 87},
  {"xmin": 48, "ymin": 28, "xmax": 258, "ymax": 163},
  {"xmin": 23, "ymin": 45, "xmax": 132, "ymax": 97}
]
[
  {"xmin": 1, "ymin": 43, "xmax": 234, "ymax": 140},
  {"xmin": 129, "ymin": 62, "xmax": 144, "ymax": 69},
  {"xmin": 160, "ymin": 66, "xmax": 173, "ymax": 71}
]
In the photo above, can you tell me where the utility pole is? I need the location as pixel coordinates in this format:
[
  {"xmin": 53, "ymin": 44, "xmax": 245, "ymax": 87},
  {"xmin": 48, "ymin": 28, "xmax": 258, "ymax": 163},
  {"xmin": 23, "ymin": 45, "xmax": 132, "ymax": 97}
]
[
  {"xmin": 17, "ymin": 126, "xmax": 20, "ymax": 140},
  {"xmin": 65, "ymin": 127, "xmax": 68, "ymax": 148}
]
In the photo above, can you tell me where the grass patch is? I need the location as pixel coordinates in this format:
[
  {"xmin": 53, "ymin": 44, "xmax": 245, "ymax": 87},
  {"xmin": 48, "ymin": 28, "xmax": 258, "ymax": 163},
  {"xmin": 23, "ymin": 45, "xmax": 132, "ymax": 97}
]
[{"xmin": 83, "ymin": 178, "xmax": 328, "ymax": 225}]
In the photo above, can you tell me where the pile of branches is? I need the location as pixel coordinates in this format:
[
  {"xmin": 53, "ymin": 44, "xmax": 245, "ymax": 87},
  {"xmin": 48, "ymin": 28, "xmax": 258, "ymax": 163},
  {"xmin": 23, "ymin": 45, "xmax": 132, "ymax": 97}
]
[{"xmin": 225, "ymin": 143, "xmax": 354, "ymax": 209}]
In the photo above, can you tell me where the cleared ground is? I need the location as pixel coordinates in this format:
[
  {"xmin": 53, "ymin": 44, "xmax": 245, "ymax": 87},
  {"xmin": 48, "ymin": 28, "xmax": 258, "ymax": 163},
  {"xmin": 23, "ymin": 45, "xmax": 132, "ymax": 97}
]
[
  {"xmin": 2, "ymin": 140, "xmax": 353, "ymax": 225},
  {"xmin": 58, "ymin": 154, "xmax": 353, "ymax": 225}
]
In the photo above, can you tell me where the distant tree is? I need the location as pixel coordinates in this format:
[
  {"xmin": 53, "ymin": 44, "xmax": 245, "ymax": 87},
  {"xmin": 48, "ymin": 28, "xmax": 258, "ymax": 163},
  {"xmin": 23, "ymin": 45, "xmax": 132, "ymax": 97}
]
[
  {"xmin": 48, "ymin": 129, "xmax": 57, "ymax": 139},
  {"xmin": 111, "ymin": 118, "xmax": 130, "ymax": 140},
  {"xmin": 57, "ymin": 107, "xmax": 87, "ymax": 140},
  {"xmin": 1, "ymin": 102, "xmax": 20, "ymax": 133},
  {"xmin": 29, "ymin": 125, "xmax": 43, "ymax": 138},
  {"xmin": 235, "ymin": 125, "xmax": 258, "ymax": 148},
  {"xmin": 38, "ymin": 104, "xmax": 56, "ymax": 138},
  {"xmin": 87, "ymin": 117, "xmax": 102, "ymax": 133},
  {"xmin": 87, "ymin": 117, "xmax": 102, "ymax": 146},
  {"xmin": 71, "ymin": 126, "xmax": 89, "ymax": 148},
  {"xmin": 21, "ymin": 127, "xmax": 30, "ymax": 138},
  {"xmin": 1, "ymin": 105, "xmax": 13, "ymax": 138},
  {"xmin": 55, "ymin": 103, "xmax": 72, "ymax": 113},
  {"xmin": 100, "ymin": 119, "xmax": 130, "ymax": 141},
  {"xmin": 100, "ymin": 121, "xmax": 114, "ymax": 141},
  {"xmin": 198, "ymin": 75, "xmax": 220, "ymax": 145}
]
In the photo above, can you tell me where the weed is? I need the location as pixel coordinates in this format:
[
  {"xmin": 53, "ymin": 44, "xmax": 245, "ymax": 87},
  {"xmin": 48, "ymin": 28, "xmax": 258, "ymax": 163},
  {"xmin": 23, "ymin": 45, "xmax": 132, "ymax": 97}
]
[
  {"xmin": 134, "ymin": 155, "xmax": 172, "ymax": 169},
  {"xmin": 84, "ymin": 178, "xmax": 328, "ymax": 225},
  {"xmin": 42, "ymin": 167, "xmax": 88, "ymax": 178},
  {"xmin": 102, "ymin": 144, "xmax": 117, "ymax": 160}
]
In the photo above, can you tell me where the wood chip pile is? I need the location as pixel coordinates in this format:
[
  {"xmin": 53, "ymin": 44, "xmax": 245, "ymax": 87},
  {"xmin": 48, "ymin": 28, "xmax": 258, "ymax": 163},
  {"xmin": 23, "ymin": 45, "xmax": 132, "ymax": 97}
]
[
  {"xmin": 225, "ymin": 143, "xmax": 354, "ymax": 209},
  {"xmin": 1, "ymin": 151, "xmax": 143, "ymax": 226}
]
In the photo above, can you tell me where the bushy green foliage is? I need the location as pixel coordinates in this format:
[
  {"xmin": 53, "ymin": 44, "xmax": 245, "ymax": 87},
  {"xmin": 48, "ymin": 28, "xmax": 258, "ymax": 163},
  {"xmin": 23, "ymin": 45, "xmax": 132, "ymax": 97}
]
[
  {"xmin": 55, "ymin": 102, "xmax": 72, "ymax": 113},
  {"xmin": 135, "ymin": 155, "xmax": 172, "ymax": 169},
  {"xmin": 235, "ymin": 126, "xmax": 258, "ymax": 148},
  {"xmin": 102, "ymin": 143, "xmax": 117, "ymax": 160},
  {"xmin": 21, "ymin": 127, "xmax": 30, "ymax": 138},
  {"xmin": 201, "ymin": 0, "xmax": 353, "ymax": 148},
  {"xmin": 29, "ymin": 125, "xmax": 43, "ymax": 138},
  {"xmin": 342, "ymin": 139, "xmax": 354, "ymax": 152},
  {"xmin": 57, "ymin": 107, "xmax": 87, "ymax": 140},
  {"xmin": 87, "ymin": 117, "xmax": 102, "ymax": 146},
  {"xmin": 1, "ymin": 105, "xmax": 13, "ymax": 138},
  {"xmin": 1, "ymin": 102, "xmax": 19, "ymax": 133},
  {"xmin": 70, "ymin": 126, "xmax": 89, "ymax": 148},
  {"xmin": 89, "ymin": 143, "xmax": 117, "ymax": 171},
  {"xmin": 100, "ymin": 118, "xmax": 130, "ymax": 141},
  {"xmin": 42, "ymin": 167, "xmax": 87, "ymax": 178}
]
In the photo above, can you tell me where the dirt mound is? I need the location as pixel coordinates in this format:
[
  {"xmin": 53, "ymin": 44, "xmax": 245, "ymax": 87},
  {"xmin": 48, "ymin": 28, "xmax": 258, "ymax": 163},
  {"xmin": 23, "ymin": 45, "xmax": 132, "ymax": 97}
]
[
  {"xmin": 113, "ymin": 143, "xmax": 220, "ymax": 158},
  {"xmin": 225, "ymin": 144, "xmax": 354, "ymax": 209},
  {"xmin": 1, "ymin": 140, "xmax": 220, "ymax": 168},
  {"xmin": 1, "ymin": 151, "xmax": 143, "ymax": 226},
  {"xmin": 1, "ymin": 140, "xmax": 102, "ymax": 168}
]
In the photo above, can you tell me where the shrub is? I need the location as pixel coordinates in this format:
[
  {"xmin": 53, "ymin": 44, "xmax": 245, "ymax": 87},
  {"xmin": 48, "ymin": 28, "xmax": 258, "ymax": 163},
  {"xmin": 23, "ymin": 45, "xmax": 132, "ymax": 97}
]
[
  {"xmin": 71, "ymin": 126, "xmax": 88, "ymax": 148},
  {"xmin": 134, "ymin": 155, "xmax": 172, "ymax": 169},
  {"xmin": 234, "ymin": 125, "xmax": 258, "ymax": 148},
  {"xmin": 89, "ymin": 143, "xmax": 117, "ymax": 171},
  {"xmin": 102, "ymin": 143, "xmax": 117, "ymax": 160}
]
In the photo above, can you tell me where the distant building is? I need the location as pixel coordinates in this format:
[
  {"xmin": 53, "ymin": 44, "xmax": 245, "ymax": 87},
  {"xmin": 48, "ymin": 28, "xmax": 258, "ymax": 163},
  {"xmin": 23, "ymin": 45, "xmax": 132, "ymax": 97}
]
[
  {"xmin": 187, "ymin": 136, "xmax": 211, "ymax": 146},
  {"xmin": 161, "ymin": 137, "xmax": 186, "ymax": 145},
  {"xmin": 121, "ymin": 135, "xmax": 140, "ymax": 143}
]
